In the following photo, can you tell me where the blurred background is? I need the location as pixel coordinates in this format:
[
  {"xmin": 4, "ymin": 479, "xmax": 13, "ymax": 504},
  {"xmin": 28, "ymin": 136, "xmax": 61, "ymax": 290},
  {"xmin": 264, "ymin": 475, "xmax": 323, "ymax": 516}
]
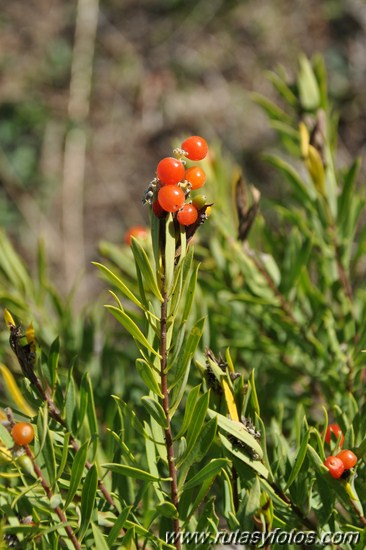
[{"xmin": 0, "ymin": 0, "xmax": 365, "ymax": 304}]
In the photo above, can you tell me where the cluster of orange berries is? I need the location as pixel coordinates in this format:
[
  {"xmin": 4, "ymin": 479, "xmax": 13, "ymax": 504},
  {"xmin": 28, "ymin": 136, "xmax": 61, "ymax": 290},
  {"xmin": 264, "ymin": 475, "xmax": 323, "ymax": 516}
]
[
  {"xmin": 145, "ymin": 135, "xmax": 208, "ymax": 226},
  {"xmin": 324, "ymin": 423, "xmax": 358, "ymax": 479}
]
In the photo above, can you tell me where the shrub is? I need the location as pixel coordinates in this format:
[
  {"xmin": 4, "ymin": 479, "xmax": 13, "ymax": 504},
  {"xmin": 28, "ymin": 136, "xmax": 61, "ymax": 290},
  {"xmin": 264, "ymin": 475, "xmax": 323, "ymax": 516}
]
[{"xmin": 0, "ymin": 55, "xmax": 365, "ymax": 549}]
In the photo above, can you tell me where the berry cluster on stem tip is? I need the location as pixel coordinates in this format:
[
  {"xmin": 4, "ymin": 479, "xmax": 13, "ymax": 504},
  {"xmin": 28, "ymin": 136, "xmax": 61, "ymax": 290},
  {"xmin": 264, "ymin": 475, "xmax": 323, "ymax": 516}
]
[
  {"xmin": 143, "ymin": 135, "xmax": 210, "ymax": 226},
  {"xmin": 323, "ymin": 423, "xmax": 358, "ymax": 479}
]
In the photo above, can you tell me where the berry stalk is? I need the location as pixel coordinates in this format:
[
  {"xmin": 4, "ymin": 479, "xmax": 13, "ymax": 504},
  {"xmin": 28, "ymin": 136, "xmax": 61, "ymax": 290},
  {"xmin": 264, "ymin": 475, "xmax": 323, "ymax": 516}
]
[{"xmin": 159, "ymin": 285, "xmax": 181, "ymax": 549}]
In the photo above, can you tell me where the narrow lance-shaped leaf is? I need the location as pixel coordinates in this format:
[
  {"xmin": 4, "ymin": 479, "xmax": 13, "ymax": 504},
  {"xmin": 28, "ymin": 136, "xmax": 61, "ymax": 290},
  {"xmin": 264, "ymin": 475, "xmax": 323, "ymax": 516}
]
[
  {"xmin": 297, "ymin": 54, "xmax": 320, "ymax": 111},
  {"xmin": 178, "ymin": 417, "xmax": 218, "ymax": 490},
  {"xmin": 181, "ymin": 458, "xmax": 230, "ymax": 492},
  {"xmin": 65, "ymin": 440, "xmax": 89, "ymax": 509},
  {"xmin": 56, "ymin": 432, "xmax": 71, "ymax": 481},
  {"xmin": 136, "ymin": 358, "xmax": 163, "ymax": 398},
  {"xmin": 175, "ymin": 384, "xmax": 201, "ymax": 439},
  {"xmin": 106, "ymin": 305, "xmax": 161, "ymax": 358},
  {"xmin": 208, "ymin": 409, "xmax": 263, "ymax": 459},
  {"xmin": 164, "ymin": 213, "xmax": 176, "ymax": 296},
  {"xmin": 79, "ymin": 464, "xmax": 98, "ymax": 540},
  {"xmin": 91, "ymin": 523, "xmax": 110, "ymax": 550},
  {"xmin": 93, "ymin": 261, "xmax": 145, "ymax": 310},
  {"xmin": 0, "ymin": 363, "xmax": 35, "ymax": 417},
  {"xmin": 107, "ymin": 506, "xmax": 132, "ymax": 547},
  {"xmin": 285, "ymin": 428, "xmax": 310, "ymax": 489},
  {"xmin": 182, "ymin": 263, "xmax": 199, "ymax": 322},
  {"xmin": 141, "ymin": 396, "xmax": 168, "ymax": 429},
  {"xmin": 130, "ymin": 237, "xmax": 163, "ymax": 301},
  {"xmin": 184, "ymin": 392, "xmax": 210, "ymax": 456},
  {"xmin": 103, "ymin": 463, "xmax": 170, "ymax": 482},
  {"xmin": 219, "ymin": 434, "xmax": 269, "ymax": 479},
  {"xmin": 41, "ymin": 426, "xmax": 57, "ymax": 487},
  {"xmin": 48, "ymin": 337, "xmax": 60, "ymax": 389}
]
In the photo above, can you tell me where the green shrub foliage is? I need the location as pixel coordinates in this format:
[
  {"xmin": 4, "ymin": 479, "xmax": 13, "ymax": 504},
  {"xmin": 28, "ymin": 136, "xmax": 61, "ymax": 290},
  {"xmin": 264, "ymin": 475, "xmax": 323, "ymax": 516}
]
[{"xmin": 0, "ymin": 55, "xmax": 365, "ymax": 549}]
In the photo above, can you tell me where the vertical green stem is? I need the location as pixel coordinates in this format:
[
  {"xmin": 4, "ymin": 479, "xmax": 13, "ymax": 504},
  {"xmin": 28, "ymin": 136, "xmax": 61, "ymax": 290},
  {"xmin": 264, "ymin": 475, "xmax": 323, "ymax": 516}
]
[{"xmin": 160, "ymin": 288, "xmax": 181, "ymax": 549}]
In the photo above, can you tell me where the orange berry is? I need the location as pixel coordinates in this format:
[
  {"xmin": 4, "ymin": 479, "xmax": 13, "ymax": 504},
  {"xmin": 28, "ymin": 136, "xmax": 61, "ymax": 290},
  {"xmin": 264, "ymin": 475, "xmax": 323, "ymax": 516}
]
[
  {"xmin": 325, "ymin": 424, "xmax": 344, "ymax": 447},
  {"xmin": 158, "ymin": 185, "xmax": 185, "ymax": 212},
  {"xmin": 185, "ymin": 166, "xmax": 206, "ymax": 190},
  {"xmin": 336, "ymin": 449, "xmax": 358, "ymax": 469},
  {"xmin": 124, "ymin": 225, "xmax": 148, "ymax": 246},
  {"xmin": 324, "ymin": 456, "xmax": 345, "ymax": 478},
  {"xmin": 156, "ymin": 157, "xmax": 185, "ymax": 185},
  {"xmin": 181, "ymin": 136, "xmax": 208, "ymax": 160},
  {"xmin": 177, "ymin": 204, "xmax": 198, "ymax": 226},
  {"xmin": 11, "ymin": 422, "xmax": 34, "ymax": 446}
]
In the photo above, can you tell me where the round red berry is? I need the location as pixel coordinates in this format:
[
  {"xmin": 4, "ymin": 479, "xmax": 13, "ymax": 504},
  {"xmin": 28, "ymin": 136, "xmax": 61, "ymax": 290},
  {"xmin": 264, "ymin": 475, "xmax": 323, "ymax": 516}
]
[
  {"xmin": 11, "ymin": 422, "xmax": 35, "ymax": 446},
  {"xmin": 325, "ymin": 424, "xmax": 344, "ymax": 447},
  {"xmin": 324, "ymin": 456, "xmax": 345, "ymax": 479},
  {"xmin": 152, "ymin": 200, "xmax": 166, "ymax": 218},
  {"xmin": 158, "ymin": 185, "xmax": 185, "ymax": 213},
  {"xmin": 156, "ymin": 157, "xmax": 185, "ymax": 186},
  {"xmin": 177, "ymin": 204, "xmax": 198, "ymax": 226},
  {"xmin": 336, "ymin": 449, "xmax": 357, "ymax": 469},
  {"xmin": 124, "ymin": 225, "xmax": 148, "ymax": 246},
  {"xmin": 181, "ymin": 136, "xmax": 208, "ymax": 161},
  {"xmin": 185, "ymin": 166, "xmax": 206, "ymax": 190}
]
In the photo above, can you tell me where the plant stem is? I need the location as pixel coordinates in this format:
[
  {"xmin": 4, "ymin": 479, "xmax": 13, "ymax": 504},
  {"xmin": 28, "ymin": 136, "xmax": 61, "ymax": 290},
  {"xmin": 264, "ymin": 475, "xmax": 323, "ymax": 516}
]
[
  {"xmin": 269, "ymin": 480, "xmax": 317, "ymax": 531},
  {"xmin": 23, "ymin": 445, "xmax": 81, "ymax": 550},
  {"xmin": 160, "ymin": 289, "xmax": 181, "ymax": 549}
]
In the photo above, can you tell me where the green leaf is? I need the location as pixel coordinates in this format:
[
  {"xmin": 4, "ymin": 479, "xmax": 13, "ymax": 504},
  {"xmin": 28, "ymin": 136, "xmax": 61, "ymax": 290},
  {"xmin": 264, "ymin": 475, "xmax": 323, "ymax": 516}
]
[
  {"xmin": 56, "ymin": 432, "xmax": 70, "ymax": 481},
  {"xmin": 0, "ymin": 230, "xmax": 32, "ymax": 292},
  {"xmin": 297, "ymin": 54, "xmax": 320, "ymax": 111},
  {"xmin": 185, "ymin": 392, "xmax": 210, "ymax": 453},
  {"xmin": 208, "ymin": 410, "xmax": 263, "ymax": 459},
  {"xmin": 112, "ymin": 396, "xmax": 151, "ymax": 441},
  {"xmin": 103, "ymin": 463, "xmax": 169, "ymax": 482},
  {"xmin": 219, "ymin": 434, "xmax": 269, "ymax": 479},
  {"xmin": 130, "ymin": 237, "xmax": 163, "ymax": 301},
  {"xmin": 248, "ymin": 369, "xmax": 260, "ymax": 417},
  {"xmin": 144, "ymin": 423, "xmax": 166, "ymax": 503},
  {"xmin": 48, "ymin": 337, "xmax": 60, "ymax": 389},
  {"xmin": 107, "ymin": 507, "xmax": 132, "ymax": 547},
  {"xmin": 251, "ymin": 93, "xmax": 292, "ymax": 123},
  {"xmin": 182, "ymin": 263, "xmax": 199, "ymax": 322},
  {"xmin": 136, "ymin": 358, "xmax": 163, "ymax": 398},
  {"xmin": 170, "ymin": 317, "xmax": 205, "ymax": 415},
  {"xmin": 285, "ymin": 429, "xmax": 310, "ymax": 489},
  {"xmin": 164, "ymin": 213, "xmax": 176, "ymax": 295},
  {"xmin": 150, "ymin": 208, "xmax": 161, "ymax": 274},
  {"xmin": 266, "ymin": 69, "xmax": 298, "ymax": 107},
  {"xmin": 156, "ymin": 501, "xmax": 178, "ymax": 519},
  {"xmin": 181, "ymin": 458, "xmax": 230, "ymax": 492},
  {"xmin": 64, "ymin": 440, "xmax": 89, "ymax": 509},
  {"xmin": 93, "ymin": 261, "xmax": 145, "ymax": 310},
  {"xmin": 0, "ymin": 422, "xmax": 14, "ymax": 448},
  {"xmin": 84, "ymin": 373, "xmax": 98, "ymax": 437},
  {"xmin": 175, "ymin": 384, "xmax": 201, "ymax": 439},
  {"xmin": 78, "ymin": 375, "xmax": 89, "ymax": 435},
  {"xmin": 91, "ymin": 523, "xmax": 109, "ymax": 550},
  {"xmin": 64, "ymin": 372, "xmax": 77, "ymax": 431},
  {"xmin": 178, "ymin": 417, "xmax": 218, "ymax": 489},
  {"xmin": 263, "ymin": 154, "xmax": 314, "ymax": 204},
  {"xmin": 141, "ymin": 396, "xmax": 168, "ymax": 428},
  {"xmin": 106, "ymin": 305, "xmax": 161, "ymax": 357},
  {"xmin": 41, "ymin": 426, "xmax": 57, "ymax": 487},
  {"xmin": 79, "ymin": 464, "xmax": 98, "ymax": 540}
]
